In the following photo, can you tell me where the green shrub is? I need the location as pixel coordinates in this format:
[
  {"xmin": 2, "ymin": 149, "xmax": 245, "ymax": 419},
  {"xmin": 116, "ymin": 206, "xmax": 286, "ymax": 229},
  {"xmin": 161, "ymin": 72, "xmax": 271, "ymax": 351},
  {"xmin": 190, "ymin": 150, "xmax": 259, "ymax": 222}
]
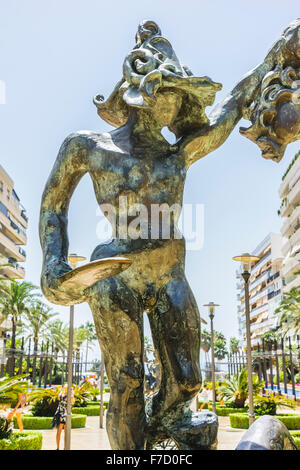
[
  {"xmin": 0, "ymin": 431, "xmax": 42, "ymax": 450},
  {"xmin": 13, "ymin": 414, "xmax": 86, "ymax": 430},
  {"xmin": 254, "ymin": 401, "xmax": 276, "ymax": 416},
  {"xmin": 31, "ymin": 397, "xmax": 58, "ymax": 417},
  {"xmin": 104, "ymin": 387, "xmax": 110, "ymax": 393},
  {"xmin": 229, "ymin": 413, "xmax": 300, "ymax": 430},
  {"xmin": 208, "ymin": 406, "xmax": 248, "ymax": 416},
  {"xmin": 72, "ymin": 405, "xmax": 106, "ymax": 416},
  {"xmin": 273, "ymin": 372, "xmax": 284, "ymax": 385},
  {"xmin": 290, "ymin": 432, "xmax": 300, "ymax": 450},
  {"xmin": 0, "ymin": 414, "xmax": 13, "ymax": 439}
]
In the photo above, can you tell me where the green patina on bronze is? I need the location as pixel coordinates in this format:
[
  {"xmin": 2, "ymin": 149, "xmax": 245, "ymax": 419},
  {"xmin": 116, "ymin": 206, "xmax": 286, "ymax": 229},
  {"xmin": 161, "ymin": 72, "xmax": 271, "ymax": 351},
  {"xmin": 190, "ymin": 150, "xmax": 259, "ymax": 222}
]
[{"xmin": 39, "ymin": 19, "xmax": 300, "ymax": 450}]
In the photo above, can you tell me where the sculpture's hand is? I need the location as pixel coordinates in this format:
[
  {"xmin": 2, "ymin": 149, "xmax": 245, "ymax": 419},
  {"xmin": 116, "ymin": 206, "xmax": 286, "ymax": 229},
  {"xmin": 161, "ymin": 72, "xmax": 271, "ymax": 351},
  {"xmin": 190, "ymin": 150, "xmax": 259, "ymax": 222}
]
[
  {"xmin": 182, "ymin": 19, "xmax": 300, "ymax": 167},
  {"xmin": 240, "ymin": 19, "xmax": 300, "ymax": 162},
  {"xmin": 41, "ymin": 258, "xmax": 83, "ymax": 306}
]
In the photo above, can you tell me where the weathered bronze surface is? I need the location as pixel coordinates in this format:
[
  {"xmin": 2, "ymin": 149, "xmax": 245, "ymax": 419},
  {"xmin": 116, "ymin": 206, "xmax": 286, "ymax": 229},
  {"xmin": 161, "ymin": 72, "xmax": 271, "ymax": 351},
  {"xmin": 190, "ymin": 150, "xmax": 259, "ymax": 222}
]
[
  {"xmin": 39, "ymin": 19, "xmax": 300, "ymax": 450},
  {"xmin": 52, "ymin": 258, "xmax": 132, "ymax": 305},
  {"xmin": 236, "ymin": 415, "xmax": 297, "ymax": 450}
]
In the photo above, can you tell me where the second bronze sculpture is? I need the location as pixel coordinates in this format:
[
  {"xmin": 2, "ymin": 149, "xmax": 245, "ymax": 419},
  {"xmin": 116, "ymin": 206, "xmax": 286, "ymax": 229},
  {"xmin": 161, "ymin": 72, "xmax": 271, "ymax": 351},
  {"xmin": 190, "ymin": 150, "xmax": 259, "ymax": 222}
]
[{"xmin": 39, "ymin": 19, "xmax": 300, "ymax": 449}]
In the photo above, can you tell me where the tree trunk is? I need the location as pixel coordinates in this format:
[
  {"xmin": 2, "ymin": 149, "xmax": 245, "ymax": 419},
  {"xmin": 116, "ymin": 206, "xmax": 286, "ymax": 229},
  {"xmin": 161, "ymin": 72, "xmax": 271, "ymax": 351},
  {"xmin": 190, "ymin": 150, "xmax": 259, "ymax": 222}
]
[
  {"xmin": 32, "ymin": 338, "xmax": 38, "ymax": 385},
  {"xmin": 7, "ymin": 317, "xmax": 16, "ymax": 376}
]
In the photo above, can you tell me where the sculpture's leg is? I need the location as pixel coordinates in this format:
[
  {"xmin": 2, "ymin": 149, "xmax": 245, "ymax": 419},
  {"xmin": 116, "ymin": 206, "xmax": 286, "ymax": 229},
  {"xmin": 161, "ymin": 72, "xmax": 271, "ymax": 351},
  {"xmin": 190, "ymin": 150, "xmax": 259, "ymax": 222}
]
[
  {"xmin": 144, "ymin": 275, "xmax": 201, "ymax": 444},
  {"xmin": 147, "ymin": 275, "xmax": 201, "ymax": 418},
  {"xmin": 88, "ymin": 276, "xmax": 145, "ymax": 450}
]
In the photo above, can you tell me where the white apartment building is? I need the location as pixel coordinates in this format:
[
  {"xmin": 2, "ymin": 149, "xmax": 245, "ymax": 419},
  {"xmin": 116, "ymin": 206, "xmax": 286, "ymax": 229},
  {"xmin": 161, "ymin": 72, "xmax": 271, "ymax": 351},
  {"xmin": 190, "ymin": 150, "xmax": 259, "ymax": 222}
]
[
  {"xmin": 236, "ymin": 233, "xmax": 283, "ymax": 350},
  {"xmin": 279, "ymin": 151, "xmax": 300, "ymax": 292},
  {"xmin": 0, "ymin": 164, "xmax": 28, "ymax": 358}
]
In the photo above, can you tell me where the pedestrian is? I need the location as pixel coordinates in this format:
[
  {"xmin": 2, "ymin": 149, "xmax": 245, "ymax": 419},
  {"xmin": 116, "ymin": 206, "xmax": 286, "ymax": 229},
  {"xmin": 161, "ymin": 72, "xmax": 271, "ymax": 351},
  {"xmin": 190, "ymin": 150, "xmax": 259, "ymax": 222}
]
[
  {"xmin": 51, "ymin": 385, "xmax": 75, "ymax": 450},
  {"xmin": 199, "ymin": 384, "xmax": 210, "ymax": 411}
]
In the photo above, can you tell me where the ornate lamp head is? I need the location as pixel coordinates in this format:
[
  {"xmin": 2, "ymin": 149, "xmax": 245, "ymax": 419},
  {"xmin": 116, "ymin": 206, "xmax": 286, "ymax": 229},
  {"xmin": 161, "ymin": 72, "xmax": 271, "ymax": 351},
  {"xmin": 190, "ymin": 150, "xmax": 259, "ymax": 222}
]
[{"xmin": 94, "ymin": 20, "xmax": 222, "ymax": 136}]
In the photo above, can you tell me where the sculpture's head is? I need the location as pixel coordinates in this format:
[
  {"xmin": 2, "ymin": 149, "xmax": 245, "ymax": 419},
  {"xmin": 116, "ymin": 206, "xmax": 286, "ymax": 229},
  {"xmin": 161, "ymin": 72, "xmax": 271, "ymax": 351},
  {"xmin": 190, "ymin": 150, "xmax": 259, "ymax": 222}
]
[{"xmin": 94, "ymin": 20, "xmax": 222, "ymax": 137}]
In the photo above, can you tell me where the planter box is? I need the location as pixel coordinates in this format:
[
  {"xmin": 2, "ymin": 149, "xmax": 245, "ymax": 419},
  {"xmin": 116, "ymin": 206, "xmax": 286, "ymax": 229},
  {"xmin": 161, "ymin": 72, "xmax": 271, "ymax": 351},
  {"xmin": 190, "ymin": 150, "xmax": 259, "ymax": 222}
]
[
  {"xmin": 13, "ymin": 414, "xmax": 87, "ymax": 430},
  {"xmin": 229, "ymin": 413, "xmax": 300, "ymax": 430},
  {"xmin": 0, "ymin": 431, "xmax": 42, "ymax": 450}
]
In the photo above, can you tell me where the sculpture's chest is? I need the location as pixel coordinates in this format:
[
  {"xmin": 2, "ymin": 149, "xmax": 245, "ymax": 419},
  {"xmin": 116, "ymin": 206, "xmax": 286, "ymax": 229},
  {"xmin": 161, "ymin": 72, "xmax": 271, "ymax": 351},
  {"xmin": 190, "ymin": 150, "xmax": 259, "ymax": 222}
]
[{"xmin": 89, "ymin": 150, "xmax": 186, "ymax": 202}]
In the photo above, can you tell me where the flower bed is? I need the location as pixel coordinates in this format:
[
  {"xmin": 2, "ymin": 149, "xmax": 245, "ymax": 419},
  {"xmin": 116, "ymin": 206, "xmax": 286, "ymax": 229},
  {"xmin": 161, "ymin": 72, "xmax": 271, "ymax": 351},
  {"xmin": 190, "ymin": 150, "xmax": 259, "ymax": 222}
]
[
  {"xmin": 229, "ymin": 413, "xmax": 300, "ymax": 430},
  {"xmin": 13, "ymin": 414, "xmax": 87, "ymax": 430},
  {"xmin": 0, "ymin": 431, "xmax": 42, "ymax": 450}
]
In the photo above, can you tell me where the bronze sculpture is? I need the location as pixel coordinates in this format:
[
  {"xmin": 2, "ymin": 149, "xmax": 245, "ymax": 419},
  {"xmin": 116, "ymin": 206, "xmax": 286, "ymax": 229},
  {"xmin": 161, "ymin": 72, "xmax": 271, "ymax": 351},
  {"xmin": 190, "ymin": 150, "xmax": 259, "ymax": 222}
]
[{"xmin": 39, "ymin": 19, "xmax": 300, "ymax": 449}]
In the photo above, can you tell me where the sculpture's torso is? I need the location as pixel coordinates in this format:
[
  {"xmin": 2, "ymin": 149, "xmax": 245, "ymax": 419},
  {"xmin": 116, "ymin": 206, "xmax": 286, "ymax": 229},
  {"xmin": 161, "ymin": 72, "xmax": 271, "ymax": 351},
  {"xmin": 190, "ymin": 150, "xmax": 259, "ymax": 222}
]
[{"xmin": 79, "ymin": 130, "xmax": 187, "ymax": 299}]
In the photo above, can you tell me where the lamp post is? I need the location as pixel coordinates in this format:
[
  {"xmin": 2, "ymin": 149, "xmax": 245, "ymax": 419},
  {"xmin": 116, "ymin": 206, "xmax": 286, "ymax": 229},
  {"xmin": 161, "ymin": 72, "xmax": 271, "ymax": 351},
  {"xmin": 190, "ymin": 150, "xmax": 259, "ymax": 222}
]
[
  {"xmin": 203, "ymin": 302, "xmax": 219, "ymax": 414},
  {"xmin": 64, "ymin": 253, "xmax": 86, "ymax": 451},
  {"xmin": 233, "ymin": 253, "xmax": 260, "ymax": 427}
]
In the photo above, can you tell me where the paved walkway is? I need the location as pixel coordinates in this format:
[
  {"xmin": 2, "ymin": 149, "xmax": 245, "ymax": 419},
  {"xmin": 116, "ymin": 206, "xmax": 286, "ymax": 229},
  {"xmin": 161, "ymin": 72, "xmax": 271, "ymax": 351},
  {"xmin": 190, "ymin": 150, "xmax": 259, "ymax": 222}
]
[{"xmin": 40, "ymin": 415, "xmax": 245, "ymax": 450}]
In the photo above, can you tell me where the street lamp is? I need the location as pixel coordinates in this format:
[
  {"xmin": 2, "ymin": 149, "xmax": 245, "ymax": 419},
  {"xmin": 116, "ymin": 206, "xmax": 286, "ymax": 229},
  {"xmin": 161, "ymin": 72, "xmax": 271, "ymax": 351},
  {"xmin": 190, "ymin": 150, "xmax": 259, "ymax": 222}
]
[
  {"xmin": 233, "ymin": 252, "xmax": 260, "ymax": 426},
  {"xmin": 203, "ymin": 302, "xmax": 219, "ymax": 414},
  {"xmin": 64, "ymin": 253, "xmax": 86, "ymax": 451}
]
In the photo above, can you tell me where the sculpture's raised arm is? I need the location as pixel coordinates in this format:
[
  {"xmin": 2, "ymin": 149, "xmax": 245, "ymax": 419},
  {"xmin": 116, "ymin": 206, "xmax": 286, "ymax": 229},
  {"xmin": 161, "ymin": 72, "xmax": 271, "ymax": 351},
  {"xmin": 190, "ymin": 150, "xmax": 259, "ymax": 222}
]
[
  {"xmin": 39, "ymin": 132, "xmax": 89, "ymax": 305},
  {"xmin": 182, "ymin": 19, "xmax": 300, "ymax": 167}
]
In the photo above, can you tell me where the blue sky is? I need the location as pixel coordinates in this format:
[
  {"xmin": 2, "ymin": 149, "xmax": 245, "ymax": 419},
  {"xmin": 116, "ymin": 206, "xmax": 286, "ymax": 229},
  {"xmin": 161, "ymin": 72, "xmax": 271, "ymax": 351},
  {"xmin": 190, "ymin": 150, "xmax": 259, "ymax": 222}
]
[{"xmin": 0, "ymin": 1, "xmax": 299, "ymax": 360}]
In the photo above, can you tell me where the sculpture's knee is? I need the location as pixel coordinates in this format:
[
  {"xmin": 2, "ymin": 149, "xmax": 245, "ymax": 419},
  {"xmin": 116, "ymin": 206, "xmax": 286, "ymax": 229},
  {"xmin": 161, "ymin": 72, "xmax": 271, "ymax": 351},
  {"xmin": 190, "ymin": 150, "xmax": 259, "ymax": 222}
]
[
  {"xmin": 179, "ymin": 368, "xmax": 201, "ymax": 399},
  {"xmin": 110, "ymin": 360, "xmax": 144, "ymax": 399}
]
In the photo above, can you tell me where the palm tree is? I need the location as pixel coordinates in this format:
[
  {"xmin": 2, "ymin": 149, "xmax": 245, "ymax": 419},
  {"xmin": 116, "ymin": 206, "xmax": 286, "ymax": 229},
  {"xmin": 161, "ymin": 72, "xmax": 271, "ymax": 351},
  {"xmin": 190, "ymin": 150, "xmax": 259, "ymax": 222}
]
[
  {"xmin": 218, "ymin": 368, "xmax": 264, "ymax": 408},
  {"xmin": 24, "ymin": 300, "xmax": 58, "ymax": 382},
  {"xmin": 0, "ymin": 374, "xmax": 29, "ymax": 403},
  {"xmin": 0, "ymin": 280, "xmax": 40, "ymax": 374},
  {"xmin": 47, "ymin": 319, "xmax": 69, "ymax": 355},
  {"xmin": 275, "ymin": 287, "xmax": 300, "ymax": 338},
  {"xmin": 81, "ymin": 322, "xmax": 97, "ymax": 370},
  {"xmin": 229, "ymin": 337, "xmax": 240, "ymax": 354},
  {"xmin": 46, "ymin": 319, "xmax": 69, "ymax": 384}
]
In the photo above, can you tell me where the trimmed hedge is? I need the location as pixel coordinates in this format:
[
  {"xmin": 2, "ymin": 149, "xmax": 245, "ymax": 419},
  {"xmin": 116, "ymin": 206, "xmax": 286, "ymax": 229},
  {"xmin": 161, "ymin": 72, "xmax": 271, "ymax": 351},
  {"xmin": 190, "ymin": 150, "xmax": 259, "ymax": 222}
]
[
  {"xmin": 197, "ymin": 401, "xmax": 248, "ymax": 416},
  {"xmin": 290, "ymin": 432, "xmax": 300, "ymax": 450},
  {"xmin": 0, "ymin": 431, "xmax": 42, "ymax": 450},
  {"xmin": 73, "ymin": 405, "xmax": 107, "ymax": 416},
  {"xmin": 86, "ymin": 400, "xmax": 109, "ymax": 407},
  {"xmin": 13, "ymin": 414, "xmax": 87, "ymax": 430},
  {"xmin": 229, "ymin": 413, "xmax": 300, "ymax": 430},
  {"xmin": 208, "ymin": 406, "xmax": 248, "ymax": 416}
]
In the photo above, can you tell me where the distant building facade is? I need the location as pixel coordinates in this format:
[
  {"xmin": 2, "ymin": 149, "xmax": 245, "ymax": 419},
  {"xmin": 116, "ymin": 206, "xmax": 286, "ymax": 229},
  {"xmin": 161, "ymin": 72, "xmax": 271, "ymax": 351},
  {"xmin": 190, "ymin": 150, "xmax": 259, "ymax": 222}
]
[
  {"xmin": 279, "ymin": 151, "xmax": 300, "ymax": 293},
  {"xmin": 0, "ymin": 164, "xmax": 28, "ymax": 358},
  {"xmin": 236, "ymin": 233, "xmax": 283, "ymax": 350}
]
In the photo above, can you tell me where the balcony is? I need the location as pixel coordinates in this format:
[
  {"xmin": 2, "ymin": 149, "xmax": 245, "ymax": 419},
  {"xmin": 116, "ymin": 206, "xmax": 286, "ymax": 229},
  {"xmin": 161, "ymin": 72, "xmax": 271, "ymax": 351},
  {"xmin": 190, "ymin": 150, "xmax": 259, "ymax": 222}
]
[
  {"xmin": 0, "ymin": 256, "xmax": 25, "ymax": 279},
  {"xmin": 279, "ymin": 151, "xmax": 300, "ymax": 198},
  {"xmin": 0, "ymin": 232, "xmax": 26, "ymax": 262},
  {"xmin": 250, "ymin": 269, "xmax": 270, "ymax": 291},
  {"xmin": 249, "ymin": 285, "xmax": 268, "ymax": 305},
  {"xmin": 281, "ymin": 206, "xmax": 300, "ymax": 239},
  {"xmin": 0, "ymin": 193, "xmax": 27, "ymax": 230},
  {"xmin": 250, "ymin": 251, "xmax": 271, "ymax": 277},
  {"xmin": 282, "ymin": 227, "xmax": 300, "ymax": 257},
  {"xmin": 280, "ymin": 181, "xmax": 300, "ymax": 218},
  {"xmin": 250, "ymin": 303, "xmax": 268, "ymax": 320},
  {"xmin": 281, "ymin": 256, "xmax": 300, "ymax": 278},
  {"xmin": 0, "ymin": 211, "xmax": 27, "ymax": 245}
]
